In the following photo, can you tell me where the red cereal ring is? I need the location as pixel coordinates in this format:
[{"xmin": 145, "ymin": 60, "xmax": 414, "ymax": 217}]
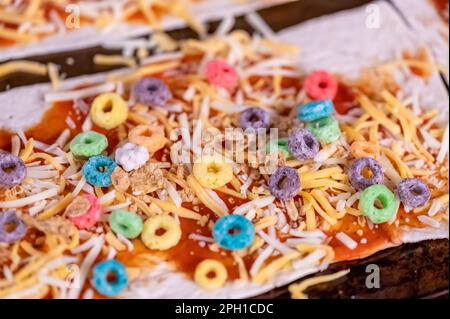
[
  {"xmin": 67, "ymin": 194, "xmax": 102, "ymax": 230},
  {"xmin": 205, "ymin": 59, "xmax": 238, "ymax": 90},
  {"xmin": 304, "ymin": 70, "xmax": 338, "ymax": 100}
]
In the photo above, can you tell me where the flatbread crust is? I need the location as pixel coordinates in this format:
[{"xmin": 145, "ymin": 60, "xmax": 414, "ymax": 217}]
[
  {"xmin": 0, "ymin": 1, "xmax": 448, "ymax": 299},
  {"xmin": 391, "ymin": 0, "xmax": 449, "ymax": 83},
  {"xmin": 0, "ymin": 0, "xmax": 292, "ymax": 63}
]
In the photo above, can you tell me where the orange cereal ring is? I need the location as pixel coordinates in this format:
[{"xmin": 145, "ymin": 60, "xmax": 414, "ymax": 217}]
[
  {"xmin": 128, "ymin": 125, "xmax": 166, "ymax": 154},
  {"xmin": 350, "ymin": 141, "xmax": 379, "ymax": 159}
]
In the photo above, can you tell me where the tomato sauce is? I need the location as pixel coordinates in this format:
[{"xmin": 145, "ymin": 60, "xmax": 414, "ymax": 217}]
[
  {"xmin": 430, "ymin": 0, "xmax": 449, "ymax": 22},
  {"xmin": 0, "ymin": 101, "xmax": 81, "ymax": 150},
  {"xmin": 334, "ymin": 82, "xmax": 358, "ymax": 115}
]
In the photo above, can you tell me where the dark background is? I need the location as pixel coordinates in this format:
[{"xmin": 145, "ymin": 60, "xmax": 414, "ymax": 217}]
[{"xmin": 0, "ymin": 0, "xmax": 448, "ymax": 299}]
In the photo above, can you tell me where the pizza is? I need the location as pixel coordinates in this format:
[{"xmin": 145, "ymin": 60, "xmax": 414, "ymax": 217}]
[
  {"xmin": 0, "ymin": 0, "xmax": 293, "ymax": 62},
  {"xmin": 0, "ymin": 2, "xmax": 448, "ymax": 299}
]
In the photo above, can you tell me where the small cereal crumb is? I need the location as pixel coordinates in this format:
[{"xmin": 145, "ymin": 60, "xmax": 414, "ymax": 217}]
[
  {"xmin": 360, "ymin": 238, "xmax": 368, "ymax": 244},
  {"xmin": 356, "ymin": 229, "xmax": 364, "ymax": 237},
  {"xmin": 130, "ymin": 162, "xmax": 164, "ymax": 195},
  {"xmin": 65, "ymin": 196, "xmax": 91, "ymax": 217},
  {"xmin": 111, "ymin": 166, "xmax": 131, "ymax": 193}
]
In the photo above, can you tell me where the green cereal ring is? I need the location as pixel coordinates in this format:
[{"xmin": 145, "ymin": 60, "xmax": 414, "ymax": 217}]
[
  {"xmin": 360, "ymin": 184, "xmax": 398, "ymax": 224},
  {"xmin": 70, "ymin": 131, "xmax": 108, "ymax": 158},
  {"xmin": 266, "ymin": 138, "xmax": 292, "ymax": 159},
  {"xmin": 306, "ymin": 116, "xmax": 341, "ymax": 144},
  {"xmin": 109, "ymin": 210, "xmax": 143, "ymax": 239}
]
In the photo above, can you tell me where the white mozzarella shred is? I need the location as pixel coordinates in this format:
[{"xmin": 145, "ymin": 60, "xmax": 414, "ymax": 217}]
[
  {"xmin": 2, "ymin": 265, "xmax": 13, "ymax": 282},
  {"xmin": 346, "ymin": 192, "xmax": 361, "ymax": 208},
  {"xmin": 26, "ymin": 168, "xmax": 59, "ymax": 179},
  {"xmin": 417, "ymin": 215, "xmax": 441, "ymax": 228},
  {"xmin": 117, "ymin": 234, "xmax": 134, "ymax": 251},
  {"xmin": 71, "ymin": 236, "xmax": 100, "ymax": 254},
  {"xmin": 67, "ymin": 236, "xmax": 104, "ymax": 299},
  {"xmin": 140, "ymin": 52, "xmax": 184, "ymax": 66},
  {"xmin": 289, "ymin": 229, "xmax": 327, "ymax": 239},
  {"xmin": 81, "ymin": 114, "xmax": 93, "ymax": 132},
  {"xmin": 245, "ymin": 208, "xmax": 256, "ymax": 221},
  {"xmin": 336, "ymin": 199, "xmax": 347, "ymax": 213},
  {"xmin": 99, "ymin": 190, "xmax": 116, "ymax": 205},
  {"xmin": 258, "ymin": 230, "xmax": 296, "ymax": 255},
  {"xmin": 379, "ymin": 155, "xmax": 402, "ymax": 186},
  {"xmin": 420, "ymin": 128, "xmax": 441, "ymax": 149},
  {"xmin": 292, "ymin": 249, "xmax": 327, "ymax": 271},
  {"xmin": 71, "ymin": 177, "xmax": 87, "ymax": 197},
  {"xmin": 164, "ymin": 179, "xmax": 182, "ymax": 208},
  {"xmin": 329, "ymin": 192, "xmax": 351, "ymax": 202},
  {"xmin": 15, "ymin": 128, "xmax": 28, "ymax": 145},
  {"xmin": 11, "ymin": 135, "xmax": 21, "ymax": 156},
  {"xmin": 249, "ymin": 246, "xmax": 274, "ymax": 277},
  {"xmin": 38, "ymin": 274, "xmax": 70, "ymax": 289},
  {"xmin": 285, "ymin": 238, "xmax": 324, "ymax": 247},
  {"xmin": 211, "ymin": 101, "xmax": 248, "ymax": 113},
  {"xmin": 240, "ymin": 176, "xmax": 253, "ymax": 195},
  {"xmin": 0, "ymin": 188, "xmax": 58, "ymax": 208},
  {"xmin": 314, "ymin": 144, "xmax": 338, "ymax": 163},
  {"xmin": 428, "ymin": 199, "xmax": 443, "ymax": 217},
  {"xmin": 45, "ymin": 83, "xmax": 115, "ymax": 103},
  {"xmin": 192, "ymin": 119, "xmax": 203, "ymax": 157},
  {"xmin": 106, "ymin": 246, "xmax": 117, "ymax": 260},
  {"xmin": 233, "ymin": 196, "xmax": 275, "ymax": 215},
  {"xmin": 245, "ymin": 12, "xmax": 276, "ymax": 39},
  {"xmin": 65, "ymin": 116, "xmax": 76, "ymax": 130},
  {"xmin": 205, "ymin": 189, "xmax": 229, "ymax": 214},
  {"xmin": 437, "ymin": 124, "xmax": 449, "ymax": 163},
  {"xmin": 29, "ymin": 201, "xmax": 48, "ymax": 216},
  {"xmin": 183, "ymin": 85, "xmax": 196, "ymax": 101},
  {"xmin": 178, "ymin": 113, "xmax": 191, "ymax": 150},
  {"xmin": 336, "ymin": 232, "xmax": 358, "ymax": 250},
  {"xmin": 49, "ymin": 10, "xmax": 66, "ymax": 33},
  {"xmin": 215, "ymin": 15, "xmax": 235, "ymax": 36},
  {"xmin": 103, "ymin": 201, "xmax": 132, "ymax": 213},
  {"xmin": 200, "ymin": 96, "xmax": 210, "ymax": 119},
  {"xmin": 55, "ymin": 129, "xmax": 71, "ymax": 148},
  {"xmin": 405, "ymin": 159, "xmax": 425, "ymax": 168},
  {"xmin": 5, "ymin": 284, "xmax": 45, "ymax": 299},
  {"xmin": 188, "ymin": 234, "xmax": 215, "ymax": 243}
]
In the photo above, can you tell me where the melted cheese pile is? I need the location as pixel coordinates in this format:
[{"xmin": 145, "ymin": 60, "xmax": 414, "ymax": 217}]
[{"xmin": 0, "ymin": 15, "xmax": 448, "ymax": 299}]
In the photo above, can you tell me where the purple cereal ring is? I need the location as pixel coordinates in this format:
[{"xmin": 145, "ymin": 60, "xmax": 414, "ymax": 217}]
[
  {"xmin": 269, "ymin": 166, "xmax": 301, "ymax": 201},
  {"xmin": 288, "ymin": 128, "xmax": 320, "ymax": 161},
  {"xmin": 239, "ymin": 107, "xmax": 270, "ymax": 130},
  {"xmin": 348, "ymin": 157, "xmax": 384, "ymax": 191},
  {"xmin": 0, "ymin": 151, "xmax": 27, "ymax": 188},
  {"xmin": 398, "ymin": 178, "xmax": 430, "ymax": 208},
  {"xmin": 0, "ymin": 211, "xmax": 27, "ymax": 244},
  {"xmin": 133, "ymin": 78, "xmax": 172, "ymax": 107}
]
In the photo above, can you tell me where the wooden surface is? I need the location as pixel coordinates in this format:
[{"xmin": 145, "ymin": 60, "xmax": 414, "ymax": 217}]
[{"xmin": 0, "ymin": 0, "xmax": 448, "ymax": 299}]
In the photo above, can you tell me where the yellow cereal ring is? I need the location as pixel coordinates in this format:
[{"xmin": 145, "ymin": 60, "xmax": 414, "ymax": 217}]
[
  {"xmin": 193, "ymin": 156, "xmax": 233, "ymax": 189},
  {"xmin": 128, "ymin": 124, "xmax": 166, "ymax": 154},
  {"xmin": 141, "ymin": 215, "xmax": 181, "ymax": 250},
  {"xmin": 90, "ymin": 93, "xmax": 128, "ymax": 130},
  {"xmin": 350, "ymin": 140, "xmax": 379, "ymax": 159},
  {"xmin": 194, "ymin": 259, "xmax": 228, "ymax": 290}
]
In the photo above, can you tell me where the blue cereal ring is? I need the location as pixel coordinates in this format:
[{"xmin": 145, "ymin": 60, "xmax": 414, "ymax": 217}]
[
  {"xmin": 298, "ymin": 99, "xmax": 335, "ymax": 122},
  {"xmin": 82, "ymin": 155, "xmax": 117, "ymax": 187},
  {"xmin": 92, "ymin": 259, "xmax": 128, "ymax": 297},
  {"xmin": 213, "ymin": 215, "xmax": 255, "ymax": 250}
]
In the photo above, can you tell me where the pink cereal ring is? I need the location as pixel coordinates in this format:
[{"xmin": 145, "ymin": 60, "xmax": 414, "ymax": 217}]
[
  {"xmin": 304, "ymin": 70, "xmax": 338, "ymax": 100},
  {"xmin": 205, "ymin": 59, "xmax": 238, "ymax": 90},
  {"xmin": 68, "ymin": 194, "xmax": 102, "ymax": 230}
]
